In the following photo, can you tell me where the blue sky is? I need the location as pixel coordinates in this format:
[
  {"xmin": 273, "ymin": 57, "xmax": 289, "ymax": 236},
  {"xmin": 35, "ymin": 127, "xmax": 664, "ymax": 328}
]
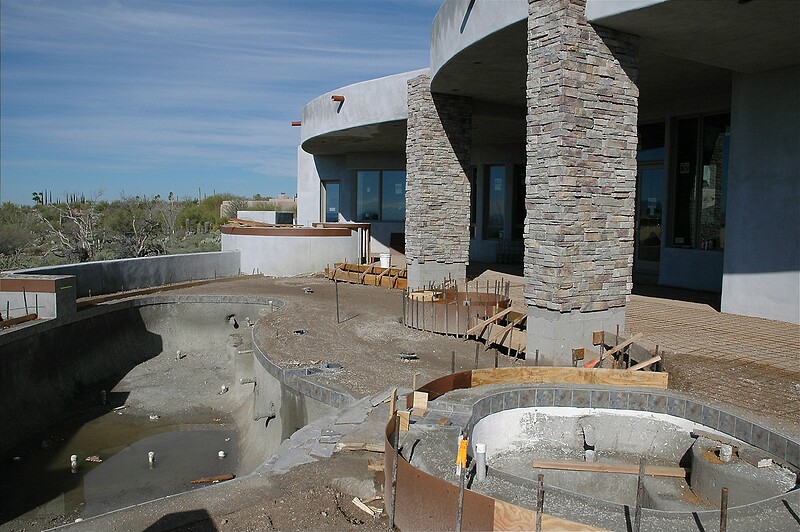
[{"xmin": 0, "ymin": 0, "xmax": 440, "ymax": 205}]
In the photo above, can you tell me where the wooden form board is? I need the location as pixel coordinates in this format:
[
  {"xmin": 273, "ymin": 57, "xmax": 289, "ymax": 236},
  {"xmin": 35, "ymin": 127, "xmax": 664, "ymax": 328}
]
[
  {"xmin": 471, "ymin": 366, "xmax": 668, "ymax": 389},
  {"xmin": 532, "ymin": 460, "xmax": 686, "ymax": 478},
  {"xmin": 492, "ymin": 499, "xmax": 605, "ymax": 531},
  {"xmin": 480, "ymin": 323, "xmax": 526, "ymax": 353},
  {"xmin": 325, "ymin": 267, "xmax": 407, "ymax": 289},
  {"xmin": 405, "ymin": 391, "xmax": 428, "ymax": 416}
]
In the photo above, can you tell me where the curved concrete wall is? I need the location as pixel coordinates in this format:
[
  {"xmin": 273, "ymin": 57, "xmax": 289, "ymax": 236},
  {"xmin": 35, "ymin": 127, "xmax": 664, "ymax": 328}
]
[
  {"xmin": 13, "ymin": 251, "xmax": 241, "ymax": 298},
  {"xmin": 430, "ymin": 0, "xmax": 526, "ymax": 80},
  {"xmin": 300, "ymin": 69, "xmax": 428, "ymax": 149},
  {"xmin": 221, "ymin": 229, "xmax": 359, "ymax": 276}
]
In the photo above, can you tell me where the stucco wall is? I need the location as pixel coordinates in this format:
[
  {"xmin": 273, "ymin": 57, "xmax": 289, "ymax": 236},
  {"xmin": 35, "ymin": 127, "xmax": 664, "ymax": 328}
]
[
  {"xmin": 14, "ymin": 252, "xmax": 240, "ymax": 298},
  {"xmin": 300, "ymin": 69, "xmax": 428, "ymax": 148},
  {"xmin": 430, "ymin": 0, "xmax": 527, "ymax": 79},
  {"xmin": 659, "ymin": 248, "xmax": 724, "ymax": 292},
  {"xmin": 222, "ymin": 232, "xmax": 358, "ymax": 276},
  {"xmin": 721, "ymin": 66, "xmax": 800, "ymax": 324}
]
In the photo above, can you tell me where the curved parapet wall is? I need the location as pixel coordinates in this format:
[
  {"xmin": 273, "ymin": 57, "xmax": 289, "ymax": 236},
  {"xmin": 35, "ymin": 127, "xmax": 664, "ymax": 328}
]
[
  {"xmin": 430, "ymin": 0, "xmax": 527, "ymax": 80},
  {"xmin": 300, "ymin": 69, "xmax": 429, "ymax": 154},
  {"xmin": 386, "ymin": 367, "xmax": 799, "ymax": 531}
]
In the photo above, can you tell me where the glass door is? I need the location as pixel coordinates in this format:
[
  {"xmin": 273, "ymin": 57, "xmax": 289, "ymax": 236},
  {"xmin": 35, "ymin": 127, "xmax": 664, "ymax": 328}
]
[
  {"xmin": 322, "ymin": 181, "xmax": 340, "ymax": 223},
  {"xmin": 635, "ymin": 165, "xmax": 664, "ymax": 275}
]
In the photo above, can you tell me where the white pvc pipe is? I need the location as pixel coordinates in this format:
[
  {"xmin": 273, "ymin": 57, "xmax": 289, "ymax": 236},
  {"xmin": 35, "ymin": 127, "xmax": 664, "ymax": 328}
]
[{"xmin": 475, "ymin": 443, "xmax": 486, "ymax": 481}]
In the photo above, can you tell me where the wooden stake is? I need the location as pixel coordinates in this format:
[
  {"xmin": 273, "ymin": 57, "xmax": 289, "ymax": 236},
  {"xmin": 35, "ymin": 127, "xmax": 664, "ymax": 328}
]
[
  {"xmin": 451, "ymin": 350, "xmax": 456, "ymax": 374},
  {"xmin": 535, "ymin": 474, "xmax": 544, "ymax": 532},
  {"xmin": 633, "ymin": 458, "xmax": 645, "ymax": 532},
  {"xmin": 388, "ymin": 387, "xmax": 397, "ymax": 420},
  {"xmin": 389, "ymin": 414, "xmax": 400, "ymax": 530},
  {"xmin": 335, "ymin": 280, "xmax": 340, "ymax": 324},
  {"xmin": 720, "ymin": 487, "xmax": 728, "ymax": 532}
]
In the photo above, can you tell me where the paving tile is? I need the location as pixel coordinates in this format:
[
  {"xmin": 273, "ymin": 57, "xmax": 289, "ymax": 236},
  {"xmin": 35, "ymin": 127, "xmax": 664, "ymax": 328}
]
[
  {"xmin": 701, "ymin": 406, "xmax": 720, "ymax": 430},
  {"xmin": 554, "ymin": 388, "xmax": 571, "ymax": 407},
  {"xmin": 768, "ymin": 434, "xmax": 787, "ymax": 461},
  {"xmin": 751, "ymin": 424, "xmax": 769, "ymax": 451},
  {"xmin": 718, "ymin": 411, "xmax": 736, "ymax": 436},
  {"xmin": 572, "ymin": 389, "xmax": 591, "ymax": 408},
  {"xmin": 535, "ymin": 388, "xmax": 554, "ymax": 407},
  {"xmin": 628, "ymin": 393, "xmax": 648, "ymax": 411},
  {"xmin": 734, "ymin": 418, "xmax": 752, "ymax": 443},
  {"xmin": 519, "ymin": 388, "xmax": 536, "ymax": 408},
  {"xmin": 590, "ymin": 390, "xmax": 610, "ymax": 408},
  {"xmin": 686, "ymin": 401, "xmax": 703, "ymax": 423}
]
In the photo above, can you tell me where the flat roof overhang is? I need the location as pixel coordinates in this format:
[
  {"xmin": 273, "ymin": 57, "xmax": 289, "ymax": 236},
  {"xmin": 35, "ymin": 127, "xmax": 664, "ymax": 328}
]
[
  {"xmin": 430, "ymin": 0, "xmax": 798, "ymax": 117},
  {"xmin": 300, "ymin": 119, "xmax": 407, "ymax": 156}
]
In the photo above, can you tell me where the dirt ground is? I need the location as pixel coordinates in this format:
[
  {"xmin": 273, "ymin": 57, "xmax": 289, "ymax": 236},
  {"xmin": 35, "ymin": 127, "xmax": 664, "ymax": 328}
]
[{"xmin": 5, "ymin": 273, "xmax": 798, "ymax": 531}]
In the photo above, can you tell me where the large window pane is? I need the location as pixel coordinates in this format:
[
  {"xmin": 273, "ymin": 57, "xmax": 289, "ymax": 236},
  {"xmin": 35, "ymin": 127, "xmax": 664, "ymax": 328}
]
[
  {"xmin": 485, "ymin": 165, "xmax": 505, "ymax": 239},
  {"xmin": 512, "ymin": 165, "xmax": 525, "ymax": 240},
  {"xmin": 699, "ymin": 114, "xmax": 730, "ymax": 250},
  {"xmin": 381, "ymin": 171, "xmax": 405, "ymax": 222},
  {"xmin": 323, "ymin": 181, "xmax": 339, "ymax": 223},
  {"xmin": 356, "ymin": 171, "xmax": 380, "ymax": 221},
  {"xmin": 672, "ymin": 118, "xmax": 698, "ymax": 247},
  {"xmin": 637, "ymin": 122, "xmax": 665, "ymax": 162}
]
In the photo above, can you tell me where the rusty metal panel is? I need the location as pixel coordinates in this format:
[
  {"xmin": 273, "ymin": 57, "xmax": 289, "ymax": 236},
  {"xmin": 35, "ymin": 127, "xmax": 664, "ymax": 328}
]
[{"xmin": 419, "ymin": 370, "xmax": 473, "ymax": 400}]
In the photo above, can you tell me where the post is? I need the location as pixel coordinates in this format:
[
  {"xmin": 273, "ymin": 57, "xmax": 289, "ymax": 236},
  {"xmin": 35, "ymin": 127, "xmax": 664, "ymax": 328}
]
[
  {"xmin": 535, "ymin": 349, "xmax": 539, "ymax": 367},
  {"xmin": 494, "ymin": 349, "xmax": 499, "ymax": 368},
  {"xmin": 719, "ymin": 487, "xmax": 728, "ymax": 532},
  {"xmin": 23, "ymin": 288, "xmax": 28, "ymax": 314},
  {"xmin": 535, "ymin": 474, "xmax": 544, "ymax": 532},
  {"xmin": 455, "ymin": 282, "xmax": 460, "ymax": 338},
  {"xmin": 402, "ymin": 289, "xmax": 407, "ymax": 326},
  {"xmin": 633, "ymin": 458, "xmax": 645, "ymax": 532},
  {"xmin": 456, "ymin": 450, "xmax": 467, "ymax": 532},
  {"xmin": 474, "ymin": 343, "xmax": 480, "ymax": 369},
  {"xmin": 451, "ymin": 350, "xmax": 456, "ymax": 374},
  {"xmin": 335, "ymin": 280, "xmax": 340, "ymax": 324},
  {"xmin": 389, "ymin": 413, "xmax": 400, "ymax": 530}
]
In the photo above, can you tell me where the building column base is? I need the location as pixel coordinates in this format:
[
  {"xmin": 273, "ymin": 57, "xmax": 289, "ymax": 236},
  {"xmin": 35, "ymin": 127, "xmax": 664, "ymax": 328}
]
[
  {"xmin": 406, "ymin": 261, "xmax": 466, "ymax": 291},
  {"xmin": 526, "ymin": 305, "xmax": 626, "ymax": 366}
]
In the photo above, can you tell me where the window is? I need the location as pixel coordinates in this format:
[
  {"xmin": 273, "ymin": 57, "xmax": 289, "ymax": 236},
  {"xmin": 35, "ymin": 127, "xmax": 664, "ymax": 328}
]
[
  {"xmin": 512, "ymin": 165, "xmax": 525, "ymax": 240},
  {"xmin": 356, "ymin": 170, "xmax": 405, "ymax": 222},
  {"xmin": 670, "ymin": 114, "xmax": 730, "ymax": 250},
  {"xmin": 484, "ymin": 165, "xmax": 506, "ymax": 239}
]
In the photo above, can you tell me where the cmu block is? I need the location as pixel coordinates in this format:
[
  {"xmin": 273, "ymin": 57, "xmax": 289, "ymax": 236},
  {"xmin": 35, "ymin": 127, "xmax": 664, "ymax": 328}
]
[
  {"xmin": 524, "ymin": 0, "xmax": 639, "ymax": 313},
  {"xmin": 405, "ymin": 74, "xmax": 471, "ymax": 268}
]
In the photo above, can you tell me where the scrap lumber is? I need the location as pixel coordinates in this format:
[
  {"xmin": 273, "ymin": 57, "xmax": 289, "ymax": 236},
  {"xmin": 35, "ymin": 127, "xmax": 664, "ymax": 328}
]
[
  {"xmin": 738, "ymin": 447, "xmax": 773, "ymax": 468},
  {"xmin": 532, "ymin": 460, "xmax": 685, "ymax": 478},
  {"xmin": 0, "ymin": 313, "xmax": 37, "ymax": 329},
  {"xmin": 352, "ymin": 497, "xmax": 375, "ymax": 516},
  {"xmin": 190, "ymin": 474, "xmax": 235, "ymax": 484},
  {"xmin": 628, "ymin": 355, "xmax": 661, "ymax": 371},
  {"xmin": 465, "ymin": 307, "xmax": 513, "ymax": 337},
  {"xmin": 486, "ymin": 312, "xmax": 527, "ymax": 351},
  {"xmin": 335, "ymin": 442, "xmax": 385, "ymax": 453},
  {"xmin": 583, "ymin": 333, "xmax": 643, "ymax": 368}
]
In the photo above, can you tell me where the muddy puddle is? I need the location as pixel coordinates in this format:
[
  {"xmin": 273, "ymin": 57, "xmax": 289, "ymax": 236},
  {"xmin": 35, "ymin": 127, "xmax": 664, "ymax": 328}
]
[{"xmin": 2, "ymin": 406, "xmax": 238, "ymax": 524}]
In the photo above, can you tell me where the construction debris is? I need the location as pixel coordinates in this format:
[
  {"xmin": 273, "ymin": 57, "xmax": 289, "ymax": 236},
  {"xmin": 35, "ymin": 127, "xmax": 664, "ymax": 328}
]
[{"xmin": 325, "ymin": 262, "xmax": 407, "ymax": 290}]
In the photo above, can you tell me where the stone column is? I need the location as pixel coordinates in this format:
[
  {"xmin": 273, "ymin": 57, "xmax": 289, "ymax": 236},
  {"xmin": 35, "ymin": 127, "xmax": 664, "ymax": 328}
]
[
  {"xmin": 405, "ymin": 74, "xmax": 472, "ymax": 290},
  {"xmin": 525, "ymin": 0, "xmax": 639, "ymax": 365}
]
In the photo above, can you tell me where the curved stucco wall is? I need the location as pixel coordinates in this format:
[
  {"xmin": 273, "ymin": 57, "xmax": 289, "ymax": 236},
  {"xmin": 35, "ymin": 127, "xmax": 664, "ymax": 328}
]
[
  {"xmin": 300, "ymin": 69, "xmax": 429, "ymax": 149},
  {"xmin": 430, "ymin": 0, "xmax": 527, "ymax": 80}
]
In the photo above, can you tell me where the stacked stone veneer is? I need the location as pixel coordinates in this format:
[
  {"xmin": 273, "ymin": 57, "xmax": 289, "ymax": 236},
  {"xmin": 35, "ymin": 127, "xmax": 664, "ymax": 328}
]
[
  {"xmin": 525, "ymin": 0, "xmax": 639, "ymax": 313},
  {"xmin": 405, "ymin": 74, "xmax": 471, "ymax": 287}
]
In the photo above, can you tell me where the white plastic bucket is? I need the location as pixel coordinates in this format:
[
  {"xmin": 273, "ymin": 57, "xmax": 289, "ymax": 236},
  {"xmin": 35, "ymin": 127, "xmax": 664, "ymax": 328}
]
[{"xmin": 379, "ymin": 252, "xmax": 391, "ymax": 268}]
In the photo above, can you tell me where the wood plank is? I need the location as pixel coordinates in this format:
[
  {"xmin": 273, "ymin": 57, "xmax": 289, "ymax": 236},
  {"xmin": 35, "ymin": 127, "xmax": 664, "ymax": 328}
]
[
  {"xmin": 471, "ymin": 367, "xmax": 668, "ymax": 389},
  {"xmin": 0, "ymin": 313, "xmax": 38, "ymax": 328},
  {"xmin": 492, "ymin": 499, "xmax": 605, "ymax": 531},
  {"xmin": 466, "ymin": 307, "xmax": 513, "ymax": 336},
  {"xmin": 335, "ymin": 442, "xmax": 385, "ymax": 453},
  {"xmin": 600, "ymin": 333, "xmax": 644, "ymax": 361},
  {"xmin": 486, "ymin": 312, "xmax": 527, "ymax": 350},
  {"xmin": 190, "ymin": 473, "xmax": 235, "ymax": 484},
  {"xmin": 628, "ymin": 355, "xmax": 661, "ymax": 371},
  {"xmin": 532, "ymin": 460, "xmax": 685, "ymax": 478}
]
